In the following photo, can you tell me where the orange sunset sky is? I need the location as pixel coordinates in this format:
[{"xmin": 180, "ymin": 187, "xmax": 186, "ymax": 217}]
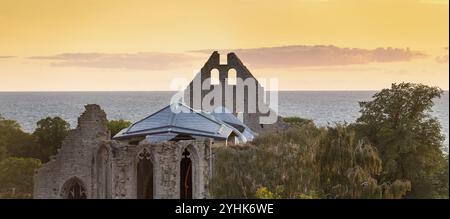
[{"xmin": 0, "ymin": 0, "xmax": 448, "ymax": 91}]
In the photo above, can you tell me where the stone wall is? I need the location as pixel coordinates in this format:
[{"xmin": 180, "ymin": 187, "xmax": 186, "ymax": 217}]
[
  {"xmin": 34, "ymin": 104, "xmax": 212, "ymax": 199},
  {"xmin": 33, "ymin": 104, "xmax": 109, "ymax": 199},
  {"xmin": 110, "ymin": 139, "xmax": 212, "ymax": 199},
  {"xmin": 184, "ymin": 51, "xmax": 287, "ymax": 133}
]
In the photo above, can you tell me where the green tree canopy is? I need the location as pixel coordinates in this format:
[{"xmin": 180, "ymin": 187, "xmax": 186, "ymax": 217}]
[
  {"xmin": 107, "ymin": 119, "xmax": 131, "ymax": 138},
  {"xmin": 319, "ymin": 124, "xmax": 410, "ymax": 198},
  {"xmin": 283, "ymin": 117, "xmax": 314, "ymax": 128},
  {"xmin": 0, "ymin": 118, "xmax": 38, "ymax": 160},
  {"xmin": 356, "ymin": 82, "xmax": 447, "ymax": 198},
  {"xmin": 211, "ymin": 121, "xmax": 323, "ymax": 198},
  {"xmin": 0, "ymin": 157, "xmax": 41, "ymax": 198},
  {"xmin": 211, "ymin": 115, "xmax": 418, "ymax": 199},
  {"xmin": 32, "ymin": 117, "xmax": 70, "ymax": 162}
]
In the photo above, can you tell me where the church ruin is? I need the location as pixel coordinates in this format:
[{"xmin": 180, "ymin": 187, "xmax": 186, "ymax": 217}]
[
  {"xmin": 33, "ymin": 52, "xmax": 285, "ymax": 199},
  {"xmin": 34, "ymin": 104, "xmax": 214, "ymax": 199}
]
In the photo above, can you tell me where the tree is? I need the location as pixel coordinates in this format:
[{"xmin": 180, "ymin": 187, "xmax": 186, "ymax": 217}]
[
  {"xmin": 319, "ymin": 124, "xmax": 410, "ymax": 198},
  {"xmin": 32, "ymin": 117, "xmax": 70, "ymax": 162},
  {"xmin": 211, "ymin": 120, "xmax": 412, "ymax": 199},
  {"xmin": 0, "ymin": 118, "xmax": 38, "ymax": 159},
  {"xmin": 0, "ymin": 140, "xmax": 7, "ymax": 161},
  {"xmin": 211, "ymin": 121, "xmax": 323, "ymax": 198},
  {"xmin": 107, "ymin": 119, "xmax": 131, "ymax": 138},
  {"xmin": 0, "ymin": 115, "xmax": 7, "ymax": 160},
  {"xmin": 356, "ymin": 83, "xmax": 447, "ymax": 198},
  {"xmin": 435, "ymin": 155, "xmax": 449, "ymax": 198},
  {"xmin": 0, "ymin": 157, "xmax": 41, "ymax": 198}
]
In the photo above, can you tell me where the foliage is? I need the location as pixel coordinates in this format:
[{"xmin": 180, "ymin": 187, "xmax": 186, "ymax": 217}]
[
  {"xmin": 107, "ymin": 119, "xmax": 131, "ymax": 138},
  {"xmin": 319, "ymin": 124, "xmax": 410, "ymax": 198},
  {"xmin": 356, "ymin": 83, "xmax": 447, "ymax": 198},
  {"xmin": 0, "ymin": 157, "xmax": 41, "ymax": 198},
  {"xmin": 297, "ymin": 190, "xmax": 319, "ymax": 199},
  {"xmin": 0, "ymin": 118, "xmax": 38, "ymax": 159},
  {"xmin": 283, "ymin": 117, "xmax": 314, "ymax": 127},
  {"xmin": 212, "ymin": 122, "xmax": 412, "ymax": 199},
  {"xmin": 0, "ymin": 116, "xmax": 68, "ymax": 198},
  {"xmin": 211, "ymin": 83, "xmax": 446, "ymax": 199},
  {"xmin": 319, "ymin": 124, "xmax": 381, "ymax": 198},
  {"xmin": 256, "ymin": 186, "xmax": 319, "ymax": 199},
  {"xmin": 434, "ymin": 155, "xmax": 449, "ymax": 198},
  {"xmin": 32, "ymin": 117, "xmax": 70, "ymax": 162},
  {"xmin": 211, "ymin": 122, "xmax": 323, "ymax": 198},
  {"xmin": 0, "ymin": 144, "xmax": 7, "ymax": 161},
  {"xmin": 255, "ymin": 187, "xmax": 277, "ymax": 199}
]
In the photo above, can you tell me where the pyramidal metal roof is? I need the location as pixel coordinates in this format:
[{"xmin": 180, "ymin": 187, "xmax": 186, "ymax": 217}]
[{"xmin": 113, "ymin": 103, "xmax": 235, "ymax": 140}]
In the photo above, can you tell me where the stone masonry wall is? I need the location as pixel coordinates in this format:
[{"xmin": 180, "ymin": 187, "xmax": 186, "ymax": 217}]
[
  {"xmin": 33, "ymin": 104, "xmax": 109, "ymax": 199},
  {"xmin": 111, "ymin": 139, "xmax": 212, "ymax": 199},
  {"xmin": 34, "ymin": 104, "xmax": 212, "ymax": 199},
  {"xmin": 185, "ymin": 51, "xmax": 287, "ymax": 133}
]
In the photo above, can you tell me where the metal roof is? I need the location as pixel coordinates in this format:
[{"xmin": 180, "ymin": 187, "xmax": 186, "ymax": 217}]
[
  {"xmin": 211, "ymin": 107, "xmax": 256, "ymax": 142},
  {"xmin": 113, "ymin": 103, "xmax": 236, "ymax": 141}
]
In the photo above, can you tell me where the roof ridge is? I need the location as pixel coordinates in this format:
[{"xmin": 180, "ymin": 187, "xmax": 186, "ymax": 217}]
[
  {"xmin": 175, "ymin": 102, "xmax": 224, "ymax": 126},
  {"xmin": 125, "ymin": 104, "xmax": 172, "ymax": 133}
]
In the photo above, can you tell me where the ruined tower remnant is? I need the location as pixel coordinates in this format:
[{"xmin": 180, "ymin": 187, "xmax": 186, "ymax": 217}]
[
  {"xmin": 184, "ymin": 51, "xmax": 284, "ymax": 133},
  {"xmin": 34, "ymin": 104, "xmax": 110, "ymax": 199}
]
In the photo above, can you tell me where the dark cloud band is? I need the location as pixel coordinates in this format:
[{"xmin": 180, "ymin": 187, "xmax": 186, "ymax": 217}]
[
  {"xmin": 28, "ymin": 45, "xmax": 426, "ymax": 70},
  {"xmin": 0, "ymin": 56, "xmax": 15, "ymax": 59},
  {"xmin": 29, "ymin": 52, "xmax": 197, "ymax": 70},
  {"xmin": 193, "ymin": 45, "xmax": 426, "ymax": 68}
]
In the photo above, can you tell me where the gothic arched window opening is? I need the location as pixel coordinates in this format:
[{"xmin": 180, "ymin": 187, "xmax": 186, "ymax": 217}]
[
  {"xmin": 180, "ymin": 148, "xmax": 192, "ymax": 199},
  {"xmin": 62, "ymin": 178, "xmax": 87, "ymax": 199},
  {"xmin": 137, "ymin": 148, "xmax": 153, "ymax": 199}
]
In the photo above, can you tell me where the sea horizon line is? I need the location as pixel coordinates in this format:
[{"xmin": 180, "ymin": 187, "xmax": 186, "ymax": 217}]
[{"xmin": 1, "ymin": 90, "xmax": 449, "ymax": 92}]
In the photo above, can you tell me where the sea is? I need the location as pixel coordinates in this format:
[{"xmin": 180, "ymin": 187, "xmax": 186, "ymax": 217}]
[{"xmin": 0, "ymin": 91, "xmax": 448, "ymax": 149}]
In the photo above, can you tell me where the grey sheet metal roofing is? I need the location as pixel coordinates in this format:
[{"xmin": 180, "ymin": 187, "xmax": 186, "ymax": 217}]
[
  {"xmin": 211, "ymin": 107, "xmax": 256, "ymax": 142},
  {"xmin": 113, "ymin": 102, "xmax": 243, "ymax": 141}
]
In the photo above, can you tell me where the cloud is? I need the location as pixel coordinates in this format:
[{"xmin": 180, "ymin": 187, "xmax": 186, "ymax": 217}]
[
  {"xmin": 435, "ymin": 46, "xmax": 449, "ymax": 64},
  {"xmin": 436, "ymin": 55, "xmax": 449, "ymax": 64},
  {"xmin": 28, "ymin": 45, "xmax": 426, "ymax": 70},
  {"xmin": 0, "ymin": 56, "xmax": 15, "ymax": 59},
  {"xmin": 29, "ymin": 52, "xmax": 199, "ymax": 70},
  {"xmin": 193, "ymin": 45, "xmax": 426, "ymax": 68}
]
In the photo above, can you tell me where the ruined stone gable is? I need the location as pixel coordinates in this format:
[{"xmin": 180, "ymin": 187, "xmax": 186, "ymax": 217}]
[
  {"xmin": 185, "ymin": 51, "xmax": 286, "ymax": 133},
  {"xmin": 33, "ymin": 104, "xmax": 110, "ymax": 199}
]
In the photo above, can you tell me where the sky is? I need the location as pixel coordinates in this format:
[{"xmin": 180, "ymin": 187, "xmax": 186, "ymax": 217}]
[{"xmin": 0, "ymin": 0, "xmax": 448, "ymax": 91}]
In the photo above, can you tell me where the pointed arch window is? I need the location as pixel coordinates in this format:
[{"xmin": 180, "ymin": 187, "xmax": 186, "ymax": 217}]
[
  {"xmin": 61, "ymin": 178, "xmax": 87, "ymax": 199},
  {"xmin": 180, "ymin": 148, "xmax": 192, "ymax": 199},
  {"xmin": 137, "ymin": 148, "xmax": 153, "ymax": 199}
]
